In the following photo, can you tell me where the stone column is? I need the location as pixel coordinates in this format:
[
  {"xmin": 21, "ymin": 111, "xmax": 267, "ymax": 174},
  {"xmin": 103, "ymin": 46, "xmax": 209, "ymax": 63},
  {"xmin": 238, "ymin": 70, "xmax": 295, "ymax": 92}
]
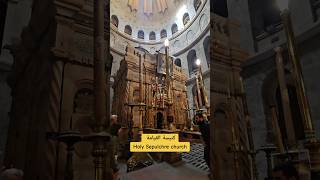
[{"xmin": 93, "ymin": 0, "xmax": 111, "ymax": 179}]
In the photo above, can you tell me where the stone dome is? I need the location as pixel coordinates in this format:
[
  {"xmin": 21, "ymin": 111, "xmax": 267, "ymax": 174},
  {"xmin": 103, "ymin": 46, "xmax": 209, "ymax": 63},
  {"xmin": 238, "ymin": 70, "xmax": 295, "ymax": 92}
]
[{"xmin": 110, "ymin": 0, "xmax": 205, "ymax": 42}]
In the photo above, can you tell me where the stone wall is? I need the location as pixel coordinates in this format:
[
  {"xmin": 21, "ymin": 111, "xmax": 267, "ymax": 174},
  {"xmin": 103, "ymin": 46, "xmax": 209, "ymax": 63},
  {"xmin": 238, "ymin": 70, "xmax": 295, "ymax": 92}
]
[
  {"xmin": 0, "ymin": 0, "xmax": 33, "ymax": 166},
  {"xmin": 225, "ymin": 0, "xmax": 320, "ymax": 179},
  {"xmin": 0, "ymin": 63, "xmax": 11, "ymax": 166},
  {"xmin": 242, "ymin": 29, "xmax": 320, "ymax": 180}
]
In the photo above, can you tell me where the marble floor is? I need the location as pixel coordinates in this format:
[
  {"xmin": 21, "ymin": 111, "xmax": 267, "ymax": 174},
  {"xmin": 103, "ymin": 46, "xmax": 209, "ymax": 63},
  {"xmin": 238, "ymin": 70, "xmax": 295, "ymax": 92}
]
[{"xmin": 117, "ymin": 143, "xmax": 210, "ymax": 180}]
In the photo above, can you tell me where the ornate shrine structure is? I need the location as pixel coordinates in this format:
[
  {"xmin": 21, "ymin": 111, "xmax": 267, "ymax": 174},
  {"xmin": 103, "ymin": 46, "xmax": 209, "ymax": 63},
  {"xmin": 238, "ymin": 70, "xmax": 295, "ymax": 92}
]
[
  {"xmin": 112, "ymin": 45, "xmax": 190, "ymax": 132},
  {"xmin": 211, "ymin": 14, "xmax": 255, "ymax": 180}
]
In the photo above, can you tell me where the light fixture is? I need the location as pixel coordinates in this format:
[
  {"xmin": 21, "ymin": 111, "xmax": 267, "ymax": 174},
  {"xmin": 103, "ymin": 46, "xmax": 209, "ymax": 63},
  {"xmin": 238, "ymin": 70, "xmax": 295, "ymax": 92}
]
[
  {"xmin": 195, "ymin": 59, "xmax": 201, "ymax": 66},
  {"xmin": 276, "ymin": 0, "xmax": 289, "ymax": 11},
  {"xmin": 164, "ymin": 39, "xmax": 169, "ymax": 47}
]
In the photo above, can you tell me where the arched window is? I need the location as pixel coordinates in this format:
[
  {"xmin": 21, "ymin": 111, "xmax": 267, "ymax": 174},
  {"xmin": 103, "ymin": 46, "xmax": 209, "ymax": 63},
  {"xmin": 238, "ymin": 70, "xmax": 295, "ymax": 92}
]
[
  {"xmin": 194, "ymin": 0, "xmax": 202, "ymax": 11},
  {"xmin": 183, "ymin": 13, "xmax": 190, "ymax": 25},
  {"xmin": 187, "ymin": 50, "xmax": 197, "ymax": 75},
  {"xmin": 171, "ymin": 23, "xmax": 178, "ymax": 35},
  {"xmin": 138, "ymin": 30, "xmax": 144, "ymax": 39},
  {"xmin": 149, "ymin": 31, "xmax": 156, "ymax": 40},
  {"xmin": 203, "ymin": 36, "xmax": 210, "ymax": 67},
  {"xmin": 160, "ymin": 29, "xmax": 167, "ymax": 38},
  {"xmin": 124, "ymin": 25, "xmax": 132, "ymax": 35},
  {"xmin": 111, "ymin": 15, "xmax": 119, "ymax": 28},
  {"xmin": 174, "ymin": 58, "xmax": 181, "ymax": 67}
]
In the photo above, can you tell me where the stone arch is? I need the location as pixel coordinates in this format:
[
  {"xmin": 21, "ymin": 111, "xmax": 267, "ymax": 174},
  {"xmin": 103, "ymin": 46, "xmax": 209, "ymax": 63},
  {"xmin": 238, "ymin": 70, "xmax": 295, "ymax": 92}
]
[
  {"xmin": 124, "ymin": 25, "xmax": 132, "ymax": 35},
  {"xmin": 111, "ymin": 15, "xmax": 119, "ymax": 27},
  {"xmin": 174, "ymin": 58, "xmax": 181, "ymax": 67},
  {"xmin": 171, "ymin": 23, "xmax": 178, "ymax": 35},
  {"xmin": 156, "ymin": 112, "xmax": 164, "ymax": 129},
  {"xmin": 160, "ymin": 29, "xmax": 167, "ymax": 39},
  {"xmin": 137, "ymin": 30, "xmax": 144, "ymax": 39},
  {"xmin": 187, "ymin": 49, "xmax": 197, "ymax": 75},
  {"xmin": 203, "ymin": 36, "xmax": 210, "ymax": 67},
  {"xmin": 194, "ymin": 0, "xmax": 202, "ymax": 11},
  {"xmin": 149, "ymin": 31, "xmax": 156, "ymax": 40},
  {"xmin": 183, "ymin": 13, "xmax": 190, "ymax": 25}
]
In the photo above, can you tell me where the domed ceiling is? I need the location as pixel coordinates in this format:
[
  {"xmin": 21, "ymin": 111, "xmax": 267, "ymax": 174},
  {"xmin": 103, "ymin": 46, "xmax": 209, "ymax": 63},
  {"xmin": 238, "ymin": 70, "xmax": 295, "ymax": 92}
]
[
  {"xmin": 111, "ymin": 0, "xmax": 198, "ymax": 38},
  {"xmin": 111, "ymin": 0, "xmax": 189, "ymax": 28}
]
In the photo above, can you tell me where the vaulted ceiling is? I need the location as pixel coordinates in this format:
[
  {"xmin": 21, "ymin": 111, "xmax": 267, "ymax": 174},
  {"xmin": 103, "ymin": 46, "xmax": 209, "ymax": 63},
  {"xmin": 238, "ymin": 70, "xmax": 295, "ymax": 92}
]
[{"xmin": 111, "ymin": 0, "xmax": 194, "ymax": 30}]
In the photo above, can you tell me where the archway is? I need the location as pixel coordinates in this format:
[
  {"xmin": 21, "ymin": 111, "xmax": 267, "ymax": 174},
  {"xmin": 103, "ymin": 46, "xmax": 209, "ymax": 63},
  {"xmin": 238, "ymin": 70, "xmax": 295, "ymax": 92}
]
[
  {"xmin": 203, "ymin": 36, "xmax": 210, "ymax": 67},
  {"xmin": 156, "ymin": 112, "xmax": 164, "ymax": 129},
  {"xmin": 174, "ymin": 58, "xmax": 181, "ymax": 67},
  {"xmin": 111, "ymin": 15, "xmax": 119, "ymax": 28},
  {"xmin": 187, "ymin": 49, "xmax": 197, "ymax": 75}
]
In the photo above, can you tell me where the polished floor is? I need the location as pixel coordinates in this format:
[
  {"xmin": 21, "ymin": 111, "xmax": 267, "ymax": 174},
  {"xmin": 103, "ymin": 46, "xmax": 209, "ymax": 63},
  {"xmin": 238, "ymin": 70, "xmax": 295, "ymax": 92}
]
[{"xmin": 118, "ymin": 143, "xmax": 209, "ymax": 180}]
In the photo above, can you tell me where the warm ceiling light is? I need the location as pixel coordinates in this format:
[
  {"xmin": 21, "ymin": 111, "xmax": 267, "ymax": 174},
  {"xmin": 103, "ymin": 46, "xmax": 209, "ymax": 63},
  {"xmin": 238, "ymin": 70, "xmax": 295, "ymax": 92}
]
[
  {"xmin": 195, "ymin": 59, "xmax": 201, "ymax": 66},
  {"xmin": 164, "ymin": 39, "xmax": 169, "ymax": 47},
  {"xmin": 276, "ymin": 0, "xmax": 289, "ymax": 11}
]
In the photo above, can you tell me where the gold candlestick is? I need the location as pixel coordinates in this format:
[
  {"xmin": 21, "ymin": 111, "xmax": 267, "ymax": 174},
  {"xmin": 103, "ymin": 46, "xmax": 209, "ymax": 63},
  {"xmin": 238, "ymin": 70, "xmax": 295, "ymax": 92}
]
[
  {"xmin": 270, "ymin": 106, "xmax": 285, "ymax": 153},
  {"xmin": 198, "ymin": 66, "xmax": 209, "ymax": 108},
  {"xmin": 274, "ymin": 47, "xmax": 296, "ymax": 146},
  {"xmin": 280, "ymin": 7, "xmax": 315, "ymax": 140},
  {"xmin": 195, "ymin": 74, "xmax": 202, "ymax": 109},
  {"xmin": 239, "ymin": 77, "xmax": 259, "ymax": 180}
]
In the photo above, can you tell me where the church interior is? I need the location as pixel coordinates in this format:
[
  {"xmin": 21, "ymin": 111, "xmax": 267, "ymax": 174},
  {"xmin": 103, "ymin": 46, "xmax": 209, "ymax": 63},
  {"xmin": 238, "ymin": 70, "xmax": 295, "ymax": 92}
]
[{"xmin": 0, "ymin": 0, "xmax": 320, "ymax": 180}]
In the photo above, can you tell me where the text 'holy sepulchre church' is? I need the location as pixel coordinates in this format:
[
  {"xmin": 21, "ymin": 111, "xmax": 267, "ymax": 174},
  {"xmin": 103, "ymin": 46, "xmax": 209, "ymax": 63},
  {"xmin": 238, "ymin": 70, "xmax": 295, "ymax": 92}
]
[{"xmin": 1, "ymin": 0, "xmax": 320, "ymax": 180}]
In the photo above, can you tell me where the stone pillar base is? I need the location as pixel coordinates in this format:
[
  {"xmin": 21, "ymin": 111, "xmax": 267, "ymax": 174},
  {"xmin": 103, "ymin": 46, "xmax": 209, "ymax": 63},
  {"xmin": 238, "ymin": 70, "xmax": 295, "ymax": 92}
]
[
  {"xmin": 305, "ymin": 141, "xmax": 320, "ymax": 173},
  {"xmin": 272, "ymin": 150, "xmax": 311, "ymax": 180}
]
